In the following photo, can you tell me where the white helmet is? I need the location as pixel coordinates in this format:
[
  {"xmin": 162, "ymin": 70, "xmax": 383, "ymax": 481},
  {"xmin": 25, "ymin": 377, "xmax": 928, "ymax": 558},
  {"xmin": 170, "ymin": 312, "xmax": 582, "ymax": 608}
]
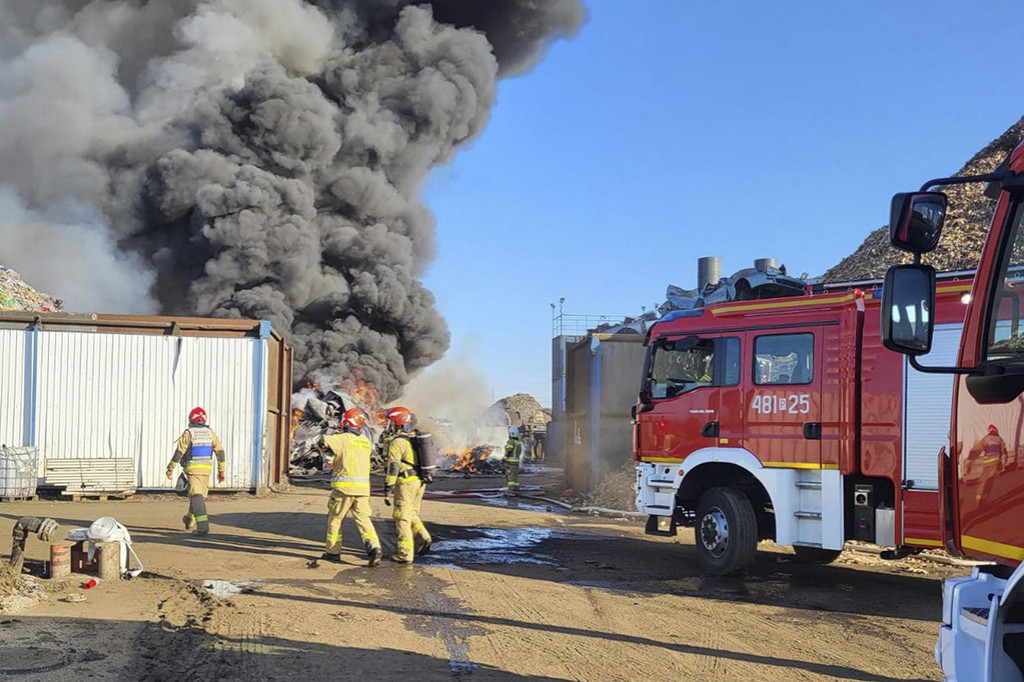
[{"xmin": 509, "ymin": 427, "xmax": 520, "ymax": 438}]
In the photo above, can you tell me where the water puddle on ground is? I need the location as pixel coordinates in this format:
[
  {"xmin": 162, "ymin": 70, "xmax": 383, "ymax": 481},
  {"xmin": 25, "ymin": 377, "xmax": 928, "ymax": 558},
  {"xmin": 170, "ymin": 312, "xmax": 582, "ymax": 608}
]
[
  {"xmin": 196, "ymin": 579, "xmax": 260, "ymax": 597},
  {"xmin": 478, "ymin": 496, "xmax": 555, "ymax": 513},
  {"xmin": 421, "ymin": 527, "xmax": 561, "ymax": 568}
]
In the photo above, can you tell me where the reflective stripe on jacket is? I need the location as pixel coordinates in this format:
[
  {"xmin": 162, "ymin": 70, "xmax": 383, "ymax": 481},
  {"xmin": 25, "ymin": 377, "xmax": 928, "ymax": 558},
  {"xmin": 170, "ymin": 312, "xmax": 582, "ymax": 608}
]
[
  {"xmin": 504, "ymin": 438, "xmax": 522, "ymax": 463},
  {"xmin": 323, "ymin": 431, "xmax": 373, "ymax": 496},
  {"xmin": 169, "ymin": 425, "xmax": 225, "ymax": 476},
  {"xmin": 386, "ymin": 435, "xmax": 418, "ymax": 486}
]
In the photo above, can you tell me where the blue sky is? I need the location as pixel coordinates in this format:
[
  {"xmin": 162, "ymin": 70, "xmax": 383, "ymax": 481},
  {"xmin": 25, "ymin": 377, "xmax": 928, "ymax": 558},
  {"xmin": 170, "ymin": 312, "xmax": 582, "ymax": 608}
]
[{"xmin": 422, "ymin": 1, "xmax": 1024, "ymax": 406}]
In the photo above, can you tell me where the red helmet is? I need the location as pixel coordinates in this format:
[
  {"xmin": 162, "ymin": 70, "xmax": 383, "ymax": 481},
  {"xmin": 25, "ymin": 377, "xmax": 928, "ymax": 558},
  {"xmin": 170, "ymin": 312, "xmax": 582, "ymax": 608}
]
[
  {"xmin": 189, "ymin": 407, "xmax": 208, "ymax": 425},
  {"xmin": 386, "ymin": 406, "xmax": 412, "ymax": 426},
  {"xmin": 341, "ymin": 408, "xmax": 366, "ymax": 430}
]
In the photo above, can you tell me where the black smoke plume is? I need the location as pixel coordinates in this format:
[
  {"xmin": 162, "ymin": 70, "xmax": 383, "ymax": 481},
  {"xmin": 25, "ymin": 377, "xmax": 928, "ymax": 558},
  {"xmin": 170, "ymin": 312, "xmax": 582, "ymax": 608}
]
[{"xmin": 0, "ymin": 0, "xmax": 585, "ymax": 399}]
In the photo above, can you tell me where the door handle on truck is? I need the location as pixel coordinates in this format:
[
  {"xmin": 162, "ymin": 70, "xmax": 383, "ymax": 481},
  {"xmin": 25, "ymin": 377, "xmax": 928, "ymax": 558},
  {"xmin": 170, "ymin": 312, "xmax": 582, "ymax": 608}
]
[
  {"xmin": 701, "ymin": 421, "xmax": 719, "ymax": 438},
  {"xmin": 803, "ymin": 422, "xmax": 822, "ymax": 440}
]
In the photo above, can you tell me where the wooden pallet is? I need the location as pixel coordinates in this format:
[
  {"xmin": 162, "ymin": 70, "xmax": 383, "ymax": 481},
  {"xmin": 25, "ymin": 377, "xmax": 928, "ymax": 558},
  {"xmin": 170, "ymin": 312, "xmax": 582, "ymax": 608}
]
[
  {"xmin": 60, "ymin": 490, "xmax": 134, "ymax": 502},
  {"xmin": 45, "ymin": 458, "xmax": 137, "ymax": 499},
  {"xmin": 0, "ymin": 495, "xmax": 38, "ymax": 502}
]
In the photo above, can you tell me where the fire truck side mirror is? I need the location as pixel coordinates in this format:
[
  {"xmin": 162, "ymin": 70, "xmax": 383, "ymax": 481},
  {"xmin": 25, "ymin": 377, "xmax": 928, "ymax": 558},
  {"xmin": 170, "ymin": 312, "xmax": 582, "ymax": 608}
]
[
  {"xmin": 889, "ymin": 192, "xmax": 947, "ymax": 254},
  {"xmin": 881, "ymin": 264, "xmax": 936, "ymax": 356}
]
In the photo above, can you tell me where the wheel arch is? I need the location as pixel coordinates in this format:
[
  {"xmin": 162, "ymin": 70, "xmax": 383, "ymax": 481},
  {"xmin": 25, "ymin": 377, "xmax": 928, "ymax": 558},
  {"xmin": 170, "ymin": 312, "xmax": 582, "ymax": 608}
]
[{"xmin": 675, "ymin": 450, "xmax": 776, "ymax": 541}]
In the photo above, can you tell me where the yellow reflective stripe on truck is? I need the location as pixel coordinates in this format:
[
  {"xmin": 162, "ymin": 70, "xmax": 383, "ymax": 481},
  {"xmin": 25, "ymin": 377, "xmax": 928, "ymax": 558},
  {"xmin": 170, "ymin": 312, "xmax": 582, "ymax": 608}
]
[{"xmin": 961, "ymin": 535, "xmax": 1024, "ymax": 562}]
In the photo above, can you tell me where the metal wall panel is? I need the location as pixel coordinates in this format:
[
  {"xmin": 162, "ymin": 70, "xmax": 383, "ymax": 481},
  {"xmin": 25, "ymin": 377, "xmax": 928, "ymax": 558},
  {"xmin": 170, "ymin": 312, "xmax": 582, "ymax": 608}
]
[
  {"xmin": 35, "ymin": 331, "xmax": 267, "ymax": 490},
  {"xmin": 903, "ymin": 323, "xmax": 962, "ymax": 490},
  {"xmin": 0, "ymin": 329, "xmax": 29, "ymax": 447}
]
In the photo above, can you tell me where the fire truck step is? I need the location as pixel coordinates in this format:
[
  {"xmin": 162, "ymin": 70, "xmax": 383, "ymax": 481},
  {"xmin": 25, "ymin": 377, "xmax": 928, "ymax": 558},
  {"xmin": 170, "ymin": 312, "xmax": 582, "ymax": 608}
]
[
  {"xmin": 795, "ymin": 480, "xmax": 822, "ymax": 490},
  {"xmin": 794, "ymin": 511, "xmax": 822, "ymax": 519},
  {"xmin": 792, "ymin": 541, "xmax": 823, "ymax": 548}
]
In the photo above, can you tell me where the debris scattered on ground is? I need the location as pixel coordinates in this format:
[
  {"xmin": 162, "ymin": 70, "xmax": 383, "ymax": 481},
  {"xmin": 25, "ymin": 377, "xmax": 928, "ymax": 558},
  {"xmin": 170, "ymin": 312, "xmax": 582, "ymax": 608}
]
[
  {"xmin": 0, "ymin": 562, "xmax": 20, "ymax": 597},
  {"xmin": 0, "ymin": 265, "xmax": 64, "ymax": 312},
  {"xmin": 586, "ymin": 463, "xmax": 637, "ymax": 511},
  {"xmin": 825, "ymin": 115, "xmax": 1024, "ymax": 281}
]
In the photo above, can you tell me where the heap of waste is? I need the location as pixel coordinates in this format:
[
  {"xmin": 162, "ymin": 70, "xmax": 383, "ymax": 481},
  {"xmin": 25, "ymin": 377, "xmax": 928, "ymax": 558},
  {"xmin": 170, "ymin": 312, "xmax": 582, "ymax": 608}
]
[
  {"xmin": 0, "ymin": 266, "xmax": 63, "ymax": 312},
  {"xmin": 824, "ymin": 115, "xmax": 1024, "ymax": 282}
]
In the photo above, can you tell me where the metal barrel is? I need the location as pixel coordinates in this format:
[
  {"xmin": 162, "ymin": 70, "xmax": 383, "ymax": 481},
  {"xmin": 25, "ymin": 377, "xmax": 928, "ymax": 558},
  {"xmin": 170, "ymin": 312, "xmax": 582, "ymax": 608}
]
[
  {"xmin": 697, "ymin": 256, "xmax": 721, "ymax": 293},
  {"xmin": 754, "ymin": 258, "xmax": 778, "ymax": 272}
]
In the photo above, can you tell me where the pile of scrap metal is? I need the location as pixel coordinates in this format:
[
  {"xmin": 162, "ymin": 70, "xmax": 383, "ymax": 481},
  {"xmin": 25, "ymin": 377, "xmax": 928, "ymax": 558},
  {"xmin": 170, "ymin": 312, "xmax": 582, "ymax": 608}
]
[
  {"xmin": 659, "ymin": 257, "xmax": 813, "ymax": 315},
  {"xmin": 289, "ymin": 388, "xmax": 384, "ymax": 476}
]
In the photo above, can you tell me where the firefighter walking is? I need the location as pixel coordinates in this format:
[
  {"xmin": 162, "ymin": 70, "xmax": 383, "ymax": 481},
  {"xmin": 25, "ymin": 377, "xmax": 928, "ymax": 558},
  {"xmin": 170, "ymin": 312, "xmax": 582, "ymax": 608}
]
[
  {"xmin": 383, "ymin": 406, "xmax": 432, "ymax": 564},
  {"xmin": 504, "ymin": 426, "xmax": 523, "ymax": 494},
  {"xmin": 320, "ymin": 408, "xmax": 382, "ymax": 567},
  {"xmin": 166, "ymin": 407, "xmax": 225, "ymax": 535}
]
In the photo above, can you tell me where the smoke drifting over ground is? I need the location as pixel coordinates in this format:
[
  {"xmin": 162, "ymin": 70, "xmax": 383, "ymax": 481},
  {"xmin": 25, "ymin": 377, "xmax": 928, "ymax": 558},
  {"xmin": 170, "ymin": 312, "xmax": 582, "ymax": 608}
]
[{"xmin": 0, "ymin": 0, "xmax": 585, "ymax": 399}]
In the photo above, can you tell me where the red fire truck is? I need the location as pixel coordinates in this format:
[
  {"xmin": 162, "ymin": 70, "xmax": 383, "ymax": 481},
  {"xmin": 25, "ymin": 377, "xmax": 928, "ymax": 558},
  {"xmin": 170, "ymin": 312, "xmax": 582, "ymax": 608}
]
[
  {"xmin": 634, "ymin": 273, "xmax": 971, "ymax": 575},
  {"xmin": 880, "ymin": 139, "xmax": 1024, "ymax": 681}
]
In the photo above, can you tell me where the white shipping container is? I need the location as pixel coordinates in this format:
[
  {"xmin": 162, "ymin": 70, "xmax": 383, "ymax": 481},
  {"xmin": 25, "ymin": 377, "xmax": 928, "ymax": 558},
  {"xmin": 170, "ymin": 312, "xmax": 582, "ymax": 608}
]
[{"xmin": 0, "ymin": 318, "xmax": 285, "ymax": 491}]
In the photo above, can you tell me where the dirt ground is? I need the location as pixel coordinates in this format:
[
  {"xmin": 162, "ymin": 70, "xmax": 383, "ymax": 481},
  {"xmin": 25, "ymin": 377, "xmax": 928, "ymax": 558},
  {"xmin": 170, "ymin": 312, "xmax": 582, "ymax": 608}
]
[{"xmin": 0, "ymin": 467, "xmax": 962, "ymax": 681}]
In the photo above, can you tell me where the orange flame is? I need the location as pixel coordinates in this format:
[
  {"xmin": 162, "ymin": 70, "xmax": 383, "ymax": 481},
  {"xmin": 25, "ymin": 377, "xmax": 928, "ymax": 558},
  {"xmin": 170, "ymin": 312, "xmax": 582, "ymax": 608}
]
[
  {"xmin": 448, "ymin": 445, "xmax": 494, "ymax": 473},
  {"xmin": 290, "ymin": 408, "xmax": 303, "ymax": 441}
]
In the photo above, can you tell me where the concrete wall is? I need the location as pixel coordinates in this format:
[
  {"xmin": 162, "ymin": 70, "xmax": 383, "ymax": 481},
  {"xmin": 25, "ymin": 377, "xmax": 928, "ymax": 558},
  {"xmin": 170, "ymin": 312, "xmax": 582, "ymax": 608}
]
[{"xmin": 561, "ymin": 333, "xmax": 645, "ymax": 492}]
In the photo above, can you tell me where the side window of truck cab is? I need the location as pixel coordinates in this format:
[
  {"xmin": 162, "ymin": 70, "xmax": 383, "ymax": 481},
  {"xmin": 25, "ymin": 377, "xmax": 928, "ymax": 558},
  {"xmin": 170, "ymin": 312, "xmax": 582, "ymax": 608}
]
[
  {"xmin": 986, "ymin": 201, "xmax": 1024, "ymax": 359},
  {"xmin": 648, "ymin": 336, "xmax": 739, "ymax": 398},
  {"xmin": 753, "ymin": 333, "xmax": 814, "ymax": 385}
]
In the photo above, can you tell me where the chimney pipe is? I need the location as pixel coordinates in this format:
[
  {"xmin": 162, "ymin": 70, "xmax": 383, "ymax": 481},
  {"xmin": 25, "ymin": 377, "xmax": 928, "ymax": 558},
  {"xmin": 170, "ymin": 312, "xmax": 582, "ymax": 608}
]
[
  {"xmin": 697, "ymin": 257, "xmax": 721, "ymax": 294},
  {"xmin": 754, "ymin": 258, "xmax": 778, "ymax": 272}
]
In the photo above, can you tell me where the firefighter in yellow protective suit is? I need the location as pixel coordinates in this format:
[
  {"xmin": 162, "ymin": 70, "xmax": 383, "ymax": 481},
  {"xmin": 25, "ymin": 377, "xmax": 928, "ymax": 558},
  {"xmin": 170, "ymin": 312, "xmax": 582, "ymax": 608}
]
[
  {"xmin": 165, "ymin": 406, "xmax": 225, "ymax": 535},
  {"xmin": 320, "ymin": 408, "xmax": 382, "ymax": 567},
  {"xmin": 504, "ymin": 427, "xmax": 523, "ymax": 494},
  {"xmin": 383, "ymin": 406, "xmax": 432, "ymax": 564}
]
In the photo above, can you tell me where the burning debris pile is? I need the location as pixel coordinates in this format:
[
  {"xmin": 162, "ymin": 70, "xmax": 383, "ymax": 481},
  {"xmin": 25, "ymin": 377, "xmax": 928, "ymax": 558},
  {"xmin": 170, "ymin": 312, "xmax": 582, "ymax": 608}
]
[
  {"xmin": 0, "ymin": 1, "xmax": 586, "ymax": 400},
  {"xmin": 442, "ymin": 445, "xmax": 503, "ymax": 475},
  {"xmin": 824, "ymin": 115, "xmax": 1024, "ymax": 282},
  {"xmin": 289, "ymin": 382, "xmax": 385, "ymax": 476}
]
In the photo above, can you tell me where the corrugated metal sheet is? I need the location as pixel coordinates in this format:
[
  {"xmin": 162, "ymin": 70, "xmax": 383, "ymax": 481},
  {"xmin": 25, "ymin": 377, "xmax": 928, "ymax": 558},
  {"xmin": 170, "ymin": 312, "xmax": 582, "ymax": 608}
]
[
  {"xmin": 0, "ymin": 329, "xmax": 29, "ymax": 447},
  {"xmin": 903, "ymin": 323, "xmax": 962, "ymax": 490},
  {"xmin": 32, "ymin": 331, "xmax": 267, "ymax": 490}
]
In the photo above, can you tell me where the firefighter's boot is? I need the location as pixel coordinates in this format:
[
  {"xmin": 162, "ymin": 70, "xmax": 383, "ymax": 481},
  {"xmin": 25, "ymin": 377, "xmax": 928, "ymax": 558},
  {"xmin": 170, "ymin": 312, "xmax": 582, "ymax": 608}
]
[
  {"xmin": 416, "ymin": 536, "xmax": 433, "ymax": 557},
  {"xmin": 182, "ymin": 514, "xmax": 196, "ymax": 532},
  {"xmin": 368, "ymin": 546, "xmax": 382, "ymax": 567},
  {"xmin": 190, "ymin": 494, "xmax": 209, "ymax": 535}
]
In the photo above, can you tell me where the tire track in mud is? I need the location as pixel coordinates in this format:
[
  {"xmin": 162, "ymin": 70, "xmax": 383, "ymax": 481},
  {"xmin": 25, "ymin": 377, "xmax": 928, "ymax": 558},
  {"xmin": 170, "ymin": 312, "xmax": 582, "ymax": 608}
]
[
  {"xmin": 130, "ymin": 579, "xmax": 242, "ymax": 681},
  {"xmin": 379, "ymin": 567, "xmax": 486, "ymax": 678}
]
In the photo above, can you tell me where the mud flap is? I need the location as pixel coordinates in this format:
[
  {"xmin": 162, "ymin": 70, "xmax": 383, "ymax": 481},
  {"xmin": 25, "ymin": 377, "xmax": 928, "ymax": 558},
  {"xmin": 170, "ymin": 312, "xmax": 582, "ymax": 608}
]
[
  {"xmin": 645, "ymin": 514, "xmax": 677, "ymax": 537},
  {"xmin": 190, "ymin": 495, "xmax": 209, "ymax": 535}
]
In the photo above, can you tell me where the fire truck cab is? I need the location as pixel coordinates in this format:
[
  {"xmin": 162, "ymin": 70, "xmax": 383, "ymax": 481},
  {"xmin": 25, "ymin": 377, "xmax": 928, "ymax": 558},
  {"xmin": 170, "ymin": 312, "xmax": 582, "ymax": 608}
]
[
  {"xmin": 881, "ymin": 140, "xmax": 1024, "ymax": 681},
  {"xmin": 634, "ymin": 274, "xmax": 971, "ymax": 575}
]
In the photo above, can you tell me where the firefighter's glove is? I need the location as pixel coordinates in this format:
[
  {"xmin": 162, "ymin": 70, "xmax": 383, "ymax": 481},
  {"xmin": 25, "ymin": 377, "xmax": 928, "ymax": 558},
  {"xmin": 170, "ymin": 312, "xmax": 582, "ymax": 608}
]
[
  {"xmin": 217, "ymin": 471, "xmax": 225, "ymax": 483},
  {"xmin": 383, "ymin": 485, "xmax": 393, "ymax": 506},
  {"xmin": 165, "ymin": 470, "xmax": 173, "ymax": 480}
]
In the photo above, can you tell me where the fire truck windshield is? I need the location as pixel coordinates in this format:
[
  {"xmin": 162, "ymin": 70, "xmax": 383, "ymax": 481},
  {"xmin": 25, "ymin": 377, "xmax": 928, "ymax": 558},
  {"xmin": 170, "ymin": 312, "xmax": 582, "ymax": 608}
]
[
  {"xmin": 648, "ymin": 339, "xmax": 714, "ymax": 399},
  {"xmin": 986, "ymin": 200, "xmax": 1024, "ymax": 358}
]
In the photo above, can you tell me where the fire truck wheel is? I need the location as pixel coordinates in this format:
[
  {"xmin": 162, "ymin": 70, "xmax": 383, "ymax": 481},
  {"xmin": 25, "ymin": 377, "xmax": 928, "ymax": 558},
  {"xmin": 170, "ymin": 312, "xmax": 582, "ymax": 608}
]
[
  {"xmin": 694, "ymin": 487, "xmax": 758, "ymax": 576},
  {"xmin": 791, "ymin": 546, "xmax": 842, "ymax": 565}
]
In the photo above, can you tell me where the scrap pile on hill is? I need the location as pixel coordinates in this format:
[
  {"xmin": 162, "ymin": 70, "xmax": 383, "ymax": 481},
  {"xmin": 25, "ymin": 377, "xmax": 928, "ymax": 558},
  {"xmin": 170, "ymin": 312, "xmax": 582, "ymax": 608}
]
[
  {"xmin": 487, "ymin": 393, "xmax": 551, "ymax": 428},
  {"xmin": 0, "ymin": 266, "xmax": 64, "ymax": 312},
  {"xmin": 824, "ymin": 115, "xmax": 1024, "ymax": 282}
]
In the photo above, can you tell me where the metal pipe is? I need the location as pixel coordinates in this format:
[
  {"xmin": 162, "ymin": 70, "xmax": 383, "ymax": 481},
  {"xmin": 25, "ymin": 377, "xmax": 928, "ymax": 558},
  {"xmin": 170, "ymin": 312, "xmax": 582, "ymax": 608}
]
[{"xmin": 9, "ymin": 516, "xmax": 59, "ymax": 574}]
